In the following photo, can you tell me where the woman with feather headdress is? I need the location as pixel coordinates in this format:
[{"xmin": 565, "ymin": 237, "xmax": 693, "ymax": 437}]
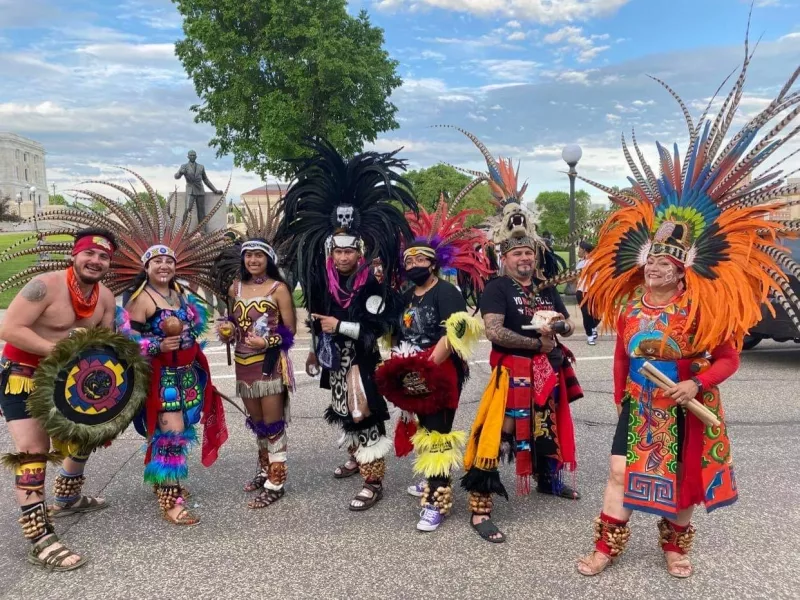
[
  {"xmin": 576, "ymin": 28, "xmax": 800, "ymax": 577},
  {"xmin": 212, "ymin": 194, "xmax": 296, "ymax": 509},
  {"xmin": 275, "ymin": 138, "xmax": 417, "ymax": 512},
  {"xmin": 374, "ymin": 189, "xmax": 491, "ymax": 532},
  {"xmin": 112, "ymin": 180, "xmax": 232, "ymax": 527},
  {"xmin": 440, "ymin": 127, "xmax": 585, "ymax": 544}
]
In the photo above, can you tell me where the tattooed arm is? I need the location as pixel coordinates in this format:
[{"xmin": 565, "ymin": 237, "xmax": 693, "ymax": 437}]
[
  {"xmin": 0, "ymin": 275, "xmax": 59, "ymax": 355},
  {"xmin": 483, "ymin": 313, "xmax": 545, "ymax": 352}
]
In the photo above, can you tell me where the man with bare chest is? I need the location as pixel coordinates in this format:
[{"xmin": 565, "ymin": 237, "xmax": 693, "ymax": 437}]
[{"xmin": 0, "ymin": 228, "xmax": 117, "ymax": 571}]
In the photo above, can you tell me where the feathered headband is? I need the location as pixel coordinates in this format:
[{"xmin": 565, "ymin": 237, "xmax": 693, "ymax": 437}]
[
  {"xmin": 578, "ymin": 24, "xmax": 800, "ymax": 351},
  {"xmin": 212, "ymin": 186, "xmax": 285, "ymax": 297},
  {"xmin": 404, "ymin": 189, "xmax": 494, "ymax": 294},
  {"xmin": 0, "ymin": 169, "xmax": 232, "ymax": 297}
]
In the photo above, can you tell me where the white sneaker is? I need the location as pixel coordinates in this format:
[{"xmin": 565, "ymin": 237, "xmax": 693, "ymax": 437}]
[
  {"xmin": 587, "ymin": 334, "xmax": 597, "ymax": 346},
  {"xmin": 407, "ymin": 480, "xmax": 426, "ymax": 497}
]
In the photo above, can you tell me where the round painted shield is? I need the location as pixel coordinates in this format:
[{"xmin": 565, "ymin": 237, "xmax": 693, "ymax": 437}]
[{"xmin": 27, "ymin": 327, "xmax": 149, "ymax": 450}]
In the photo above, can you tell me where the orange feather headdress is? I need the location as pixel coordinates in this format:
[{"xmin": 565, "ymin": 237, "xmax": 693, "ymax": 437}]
[{"xmin": 579, "ymin": 30, "xmax": 800, "ymax": 352}]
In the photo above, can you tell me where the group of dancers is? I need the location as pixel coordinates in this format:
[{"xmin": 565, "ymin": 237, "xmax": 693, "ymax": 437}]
[{"xmin": 1, "ymin": 43, "xmax": 799, "ymax": 579}]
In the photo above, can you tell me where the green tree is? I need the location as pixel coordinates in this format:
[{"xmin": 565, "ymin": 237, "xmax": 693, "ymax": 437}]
[
  {"xmin": 403, "ymin": 164, "xmax": 494, "ymax": 227},
  {"xmin": 173, "ymin": 0, "xmax": 402, "ymax": 179},
  {"xmin": 534, "ymin": 189, "xmax": 592, "ymax": 243},
  {"xmin": 49, "ymin": 194, "xmax": 68, "ymax": 206}
]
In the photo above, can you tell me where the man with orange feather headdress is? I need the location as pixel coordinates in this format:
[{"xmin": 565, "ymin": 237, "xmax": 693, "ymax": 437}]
[
  {"xmin": 575, "ymin": 26, "xmax": 800, "ymax": 577},
  {"xmin": 441, "ymin": 127, "xmax": 585, "ymax": 543},
  {"xmin": 375, "ymin": 188, "xmax": 492, "ymax": 532}
]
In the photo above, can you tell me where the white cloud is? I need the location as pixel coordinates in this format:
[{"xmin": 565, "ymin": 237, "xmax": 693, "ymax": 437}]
[
  {"xmin": 541, "ymin": 68, "xmax": 597, "ymax": 85},
  {"xmin": 76, "ymin": 42, "xmax": 175, "ymax": 63},
  {"xmin": 471, "ymin": 59, "xmax": 541, "ymax": 81},
  {"xmin": 374, "ymin": 0, "xmax": 632, "ymax": 24},
  {"xmin": 468, "ymin": 112, "xmax": 488, "ymax": 122},
  {"xmin": 606, "ymin": 113, "xmax": 621, "ymax": 123},
  {"xmin": 420, "ymin": 50, "xmax": 446, "ymax": 61},
  {"xmin": 438, "ymin": 94, "xmax": 476, "ymax": 103},
  {"xmin": 506, "ymin": 20, "xmax": 522, "ymax": 28},
  {"xmin": 543, "ymin": 25, "xmax": 611, "ymax": 62},
  {"xmin": 507, "ymin": 31, "xmax": 527, "ymax": 41},
  {"xmin": 632, "ymin": 99, "xmax": 655, "ymax": 106}
]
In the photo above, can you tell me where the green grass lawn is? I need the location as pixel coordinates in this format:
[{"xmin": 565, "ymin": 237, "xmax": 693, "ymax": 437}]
[{"xmin": 0, "ymin": 232, "xmax": 70, "ymax": 309}]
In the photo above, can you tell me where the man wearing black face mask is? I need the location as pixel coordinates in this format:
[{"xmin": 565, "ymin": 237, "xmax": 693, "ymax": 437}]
[{"xmin": 375, "ymin": 204, "xmax": 491, "ymax": 532}]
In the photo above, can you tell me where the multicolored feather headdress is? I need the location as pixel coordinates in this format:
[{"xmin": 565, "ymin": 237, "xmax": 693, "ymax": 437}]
[
  {"xmin": 404, "ymin": 188, "xmax": 494, "ymax": 297},
  {"xmin": 0, "ymin": 169, "xmax": 232, "ymax": 297},
  {"xmin": 274, "ymin": 138, "xmax": 418, "ymax": 311},
  {"xmin": 442, "ymin": 125, "xmax": 564, "ymax": 280},
  {"xmin": 579, "ymin": 29, "xmax": 800, "ymax": 351}
]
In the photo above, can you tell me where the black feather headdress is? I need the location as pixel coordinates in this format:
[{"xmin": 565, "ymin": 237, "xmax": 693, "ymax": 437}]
[{"xmin": 275, "ymin": 138, "xmax": 418, "ymax": 311}]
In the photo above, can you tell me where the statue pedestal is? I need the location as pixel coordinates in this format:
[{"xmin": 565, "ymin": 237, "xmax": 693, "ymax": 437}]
[{"xmin": 174, "ymin": 191, "xmax": 228, "ymax": 232}]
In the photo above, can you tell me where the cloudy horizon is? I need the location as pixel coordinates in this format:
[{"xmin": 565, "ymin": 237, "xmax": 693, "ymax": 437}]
[{"xmin": 1, "ymin": 0, "xmax": 799, "ymax": 205}]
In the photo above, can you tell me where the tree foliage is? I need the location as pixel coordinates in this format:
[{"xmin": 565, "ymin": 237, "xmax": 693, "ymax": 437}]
[
  {"xmin": 534, "ymin": 189, "xmax": 592, "ymax": 242},
  {"xmin": 403, "ymin": 164, "xmax": 495, "ymax": 228},
  {"xmin": 49, "ymin": 194, "xmax": 68, "ymax": 206},
  {"xmin": 173, "ymin": 0, "xmax": 402, "ymax": 179}
]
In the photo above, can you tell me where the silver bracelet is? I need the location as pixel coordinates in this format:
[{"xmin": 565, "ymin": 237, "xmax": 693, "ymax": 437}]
[{"xmin": 338, "ymin": 321, "xmax": 361, "ymax": 340}]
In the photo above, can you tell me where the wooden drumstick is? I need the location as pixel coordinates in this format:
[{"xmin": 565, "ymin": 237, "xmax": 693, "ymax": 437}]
[{"xmin": 639, "ymin": 361, "xmax": 721, "ymax": 428}]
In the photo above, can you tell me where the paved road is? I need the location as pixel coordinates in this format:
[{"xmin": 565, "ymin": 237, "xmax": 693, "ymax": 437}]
[{"xmin": 0, "ymin": 307, "xmax": 798, "ymax": 599}]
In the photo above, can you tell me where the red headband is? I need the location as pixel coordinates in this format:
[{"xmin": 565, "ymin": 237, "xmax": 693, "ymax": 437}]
[{"xmin": 72, "ymin": 235, "xmax": 115, "ymax": 257}]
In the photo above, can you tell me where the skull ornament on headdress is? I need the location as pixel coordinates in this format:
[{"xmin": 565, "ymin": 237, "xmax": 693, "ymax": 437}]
[{"xmin": 274, "ymin": 138, "xmax": 418, "ymax": 312}]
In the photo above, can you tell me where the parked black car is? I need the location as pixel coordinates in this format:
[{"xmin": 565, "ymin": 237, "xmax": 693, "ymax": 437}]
[{"xmin": 743, "ymin": 237, "xmax": 800, "ymax": 350}]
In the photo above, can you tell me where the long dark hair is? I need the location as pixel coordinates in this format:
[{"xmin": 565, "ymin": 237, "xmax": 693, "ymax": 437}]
[{"xmin": 240, "ymin": 241, "xmax": 297, "ymax": 321}]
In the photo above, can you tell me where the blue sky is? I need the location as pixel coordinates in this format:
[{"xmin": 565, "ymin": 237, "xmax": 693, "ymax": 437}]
[{"xmin": 1, "ymin": 0, "xmax": 799, "ymax": 204}]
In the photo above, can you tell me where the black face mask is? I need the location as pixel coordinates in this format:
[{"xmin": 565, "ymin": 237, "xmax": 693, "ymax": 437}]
[{"xmin": 406, "ymin": 266, "xmax": 432, "ymax": 286}]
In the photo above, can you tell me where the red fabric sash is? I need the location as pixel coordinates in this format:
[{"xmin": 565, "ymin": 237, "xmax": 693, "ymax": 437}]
[
  {"xmin": 66, "ymin": 267, "xmax": 99, "ymax": 320},
  {"xmin": 144, "ymin": 344, "xmax": 228, "ymax": 467},
  {"xmin": 489, "ymin": 348, "xmax": 580, "ymax": 494},
  {"xmin": 2, "ymin": 344, "xmax": 43, "ymax": 368}
]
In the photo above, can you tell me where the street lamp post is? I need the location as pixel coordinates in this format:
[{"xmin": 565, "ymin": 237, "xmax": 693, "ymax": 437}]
[
  {"xmin": 16, "ymin": 192, "xmax": 23, "ymax": 217},
  {"xmin": 561, "ymin": 144, "xmax": 582, "ymax": 271}
]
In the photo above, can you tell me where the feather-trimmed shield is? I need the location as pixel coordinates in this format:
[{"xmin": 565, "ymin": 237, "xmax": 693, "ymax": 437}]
[{"xmin": 25, "ymin": 327, "xmax": 149, "ymax": 451}]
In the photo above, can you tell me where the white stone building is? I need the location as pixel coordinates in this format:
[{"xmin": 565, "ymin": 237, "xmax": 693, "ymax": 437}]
[{"xmin": 0, "ymin": 133, "xmax": 48, "ymax": 218}]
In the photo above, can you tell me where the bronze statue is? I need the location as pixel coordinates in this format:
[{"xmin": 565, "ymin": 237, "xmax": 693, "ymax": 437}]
[{"xmin": 175, "ymin": 150, "xmax": 220, "ymax": 228}]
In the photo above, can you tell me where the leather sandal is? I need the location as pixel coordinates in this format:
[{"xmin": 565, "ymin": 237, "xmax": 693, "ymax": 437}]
[
  {"xmin": 664, "ymin": 551, "xmax": 693, "ymax": 578},
  {"xmin": 163, "ymin": 505, "xmax": 200, "ymax": 526},
  {"xmin": 334, "ymin": 460, "xmax": 359, "ymax": 479},
  {"xmin": 27, "ymin": 534, "xmax": 88, "ymax": 572},
  {"xmin": 471, "ymin": 516, "xmax": 506, "ymax": 543},
  {"xmin": 248, "ymin": 488, "xmax": 285, "ymax": 509},
  {"xmin": 50, "ymin": 496, "xmax": 109, "ymax": 518},
  {"xmin": 576, "ymin": 550, "xmax": 613, "ymax": 576},
  {"xmin": 244, "ymin": 473, "xmax": 268, "ymax": 492},
  {"xmin": 349, "ymin": 483, "xmax": 383, "ymax": 511}
]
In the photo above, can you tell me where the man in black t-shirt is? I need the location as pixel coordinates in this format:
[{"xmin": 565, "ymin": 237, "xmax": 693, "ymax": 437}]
[{"xmin": 462, "ymin": 236, "xmax": 585, "ymax": 543}]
